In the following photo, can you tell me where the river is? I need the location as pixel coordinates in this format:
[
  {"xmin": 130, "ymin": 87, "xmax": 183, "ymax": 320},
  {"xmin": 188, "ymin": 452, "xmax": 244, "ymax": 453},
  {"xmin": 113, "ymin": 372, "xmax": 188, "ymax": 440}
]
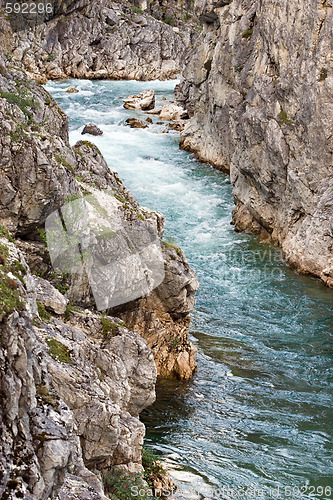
[{"xmin": 46, "ymin": 79, "xmax": 333, "ymax": 500}]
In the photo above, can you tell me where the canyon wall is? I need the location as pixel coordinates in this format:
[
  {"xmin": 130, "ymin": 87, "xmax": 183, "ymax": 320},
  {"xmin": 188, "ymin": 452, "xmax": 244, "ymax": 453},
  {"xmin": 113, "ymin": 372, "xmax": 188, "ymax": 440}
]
[
  {"xmin": 0, "ymin": 57, "xmax": 197, "ymax": 497},
  {"xmin": 0, "ymin": 0, "xmax": 198, "ymax": 81},
  {"xmin": 178, "ymin": 0, "xmax": 333, "ymax": 286}
]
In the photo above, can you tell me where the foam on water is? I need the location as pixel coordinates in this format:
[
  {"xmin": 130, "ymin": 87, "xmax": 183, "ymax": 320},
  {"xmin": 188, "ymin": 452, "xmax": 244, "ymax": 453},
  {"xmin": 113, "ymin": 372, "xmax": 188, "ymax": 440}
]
[{"xmin": 47, "ymin": 79, "xmax": 333, "ymax": 500}]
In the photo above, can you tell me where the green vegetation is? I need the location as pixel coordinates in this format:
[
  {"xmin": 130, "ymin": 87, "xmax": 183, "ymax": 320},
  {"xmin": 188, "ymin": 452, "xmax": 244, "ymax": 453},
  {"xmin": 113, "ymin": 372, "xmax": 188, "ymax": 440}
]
[
  {"xmin": 162, "ymin": 237, "xmax": 182, "ymax": 257},
  {"xmin": 64, "ymin": 304, "xmax": 80, "ymax": 321},
  {"xmin": 278, "ymin": 108, "xmax": 292, "ymax": 125},
  {"xmin": 0, "ymin": 243, "xmax": 25, "ymax": 320},
  {"xmin": 142, "ymin": 445, "xmax": 165, "ymax": 483},
  {"xmin": 66, "ymin": 192, "xmax": 82, "ymax": 203},
  {"xmin": 102, "ymin": 468, "xmax": 149, "ymax": 500},
  {"xmin": 37, "ymin": 301, "xmax": 51, "ymax": 323},
  {"xmin": 100, "ymin": 316, "xmax": 120, "ymax": 337},
  {"xmin": 164, "ymin": 14, "xmax": 176, "ymax": 26},
  {"xmin": 0, "ymin": 225, "xmax": 15, "ymax": 243},
  {"xmin": 102, "ymin": 448, "xmax": 167, "ymax": 499},
  {"xmin": 167, "ymin": 334, "xmax": 181, "ymax": 350},
  {"xmin": 318, "ymin": 67, "xmax": 328, "ymax": 82},
  {"xmin": 46, "ymin": 54, "xmax": 56, "ymax": 62},
  {"xmin": 45, "ymin": 337, "xmax": 72, "ymax": 364},
  {"xmin": 0, "ymin": 88, "xmax": 39, "ymax": 121},
  {"xmin": 53, "ymin": 280, "xmax": 70, "ymax": 295},
  {"xmin": 131, "ymin": 5, "xmax": 142, "ymax": 14},
  {"xmin": 9, "ymin": 122, "xmax": 29, "ymax": 142},
  {"xmin": 77, "ymin": 140, "xmax": 102, "ymax": 155},
  {"xmin": 0, "ymin": 274, "xmax": 24, "ymax": 320},
  {"xmin": 37, "ymin": 228, "xmax": 48, "ymax": 246},
  {"xmin": 242, "ymin": 28, "xmax": 253, "ymax": 39},
  {"xmin": 54, "ymin": 153, "xmax": 76, "ymax": 174},
  {"xmin": 36, "ymin": 384, "xmax": 58, "ymax": 407}
]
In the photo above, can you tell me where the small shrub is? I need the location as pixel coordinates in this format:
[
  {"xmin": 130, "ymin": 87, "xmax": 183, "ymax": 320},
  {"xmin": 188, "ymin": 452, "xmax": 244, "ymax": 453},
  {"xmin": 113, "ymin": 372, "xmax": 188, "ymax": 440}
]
[
  {"xmin": 0, "ymin": 274, "xmax": 24, "ymax": 319},
  {"xmin": 66, "ymin": 192, "xmax": 82, "ymax": 203},
  {"xmin": 0, "ymin": 225, "xmax": 15, "ymax": 243},
  {"xmin": 142, "ymin": 446, "xmax": 164, "ymax": 478},
  {"xmin": 100, "ymin": 316, "xmax": 119, "ymax": 337},
  {"xmin": 102, "ymin": 468, "xmax": 149, "ymax": 500},
  {"xmin": 37, "ymin": 228, "xmax": 47, "ymax": 246},
  {"xmin": 0, "ymin": 243, "xmax": 9, "ymax": 261},
  {"xmin": 36, "ymin": 384, "xmax": 58, "ymax": 407},
  {"xmin": 164, "ymin": 14, "xmax": 176, "ymax": 26},
  {"xmin": 131, "ymin": 5, "xmax": 142, "ymax": 14},
  {"xmin": 54, "ymin": 153, "xmax": 76, "ymax": 174},
  {"xmin": 0, "ymin": 89, "xmax": 39, "ymax": 118},
  {"xmin": 278, "ymin": 108, "xmax": 292, "ymax": 125},
  {"xmin": 142, "ymin": 445, "xmax": 168, "ymax": 493},
  {"xmin": 64, "ymin": 304, "xmax": 80, "ymax": 321}
]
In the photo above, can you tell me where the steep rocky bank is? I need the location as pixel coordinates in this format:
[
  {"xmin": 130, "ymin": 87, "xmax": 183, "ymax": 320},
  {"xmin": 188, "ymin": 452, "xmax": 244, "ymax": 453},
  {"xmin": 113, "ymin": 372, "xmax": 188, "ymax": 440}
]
[
  {"xmin": 177, "ymin": 0, "xmax": 333, "ymax": 286},
  {"xmin": 0, "ymin": 58, "xmax": 198, "ymax": 497},
  {"xmin": 0, "ymin": 0, "xmax": 198, "ymax": 82}
]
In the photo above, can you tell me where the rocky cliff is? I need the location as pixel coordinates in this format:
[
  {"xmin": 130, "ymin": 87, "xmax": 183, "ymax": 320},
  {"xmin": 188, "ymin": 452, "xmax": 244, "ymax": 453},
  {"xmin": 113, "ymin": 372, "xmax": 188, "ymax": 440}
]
[
  {"xmin": 178, "ymin": 0, "xmax": 333, "ymax": 286},
  {"xmin": 0, "ymin": 58, "xmax": 198, "ymax": 497},
  {"xmin": 0, "ymin": 0, "xmax": 198, "ymax": 82},
  {"xmin": 0, "ymin": 234, "xmax": 155, "ymax": 499}
]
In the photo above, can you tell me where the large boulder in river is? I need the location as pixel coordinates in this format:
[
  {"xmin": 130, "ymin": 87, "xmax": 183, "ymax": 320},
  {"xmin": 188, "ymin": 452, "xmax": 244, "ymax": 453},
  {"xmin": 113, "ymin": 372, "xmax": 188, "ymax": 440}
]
[
  {"xmin": 82, "ymin": 123, "xmax": 103, "ymax": 136},
  {"xmin": 123, "ymin": 90, "xmax": 155, "ymax": 111},
  {"xmin": 160, "ymin": 103, "xmax": 188, "ymax": 121}
]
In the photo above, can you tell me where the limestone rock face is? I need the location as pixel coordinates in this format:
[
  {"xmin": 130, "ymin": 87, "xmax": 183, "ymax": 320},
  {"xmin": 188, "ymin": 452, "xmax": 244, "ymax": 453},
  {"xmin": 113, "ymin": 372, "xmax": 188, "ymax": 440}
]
[
  {"xmin": 0, "ymin": 59, "xmax": 198, "ymax": 380},
  {"xmin": 112, "ymin": 244, "xmax": 199, "ymax": 379},
  {"xmin": 70, "ymin": 141, "xmax": 199, "ymax": 379},
  {"xmin": 178, "ymin": 0, "xmax": 333, "ymax": 286},
  {"xmin": 0, "ymin": 0, "xmax": 197, "ymax": 82},
  {"xmin": 0, "ymin": 236, "xmax": 155, "ymax": 498},
  {"xmin": 0, "ymin": 61, "xmax": 77, "ymax": 236}
]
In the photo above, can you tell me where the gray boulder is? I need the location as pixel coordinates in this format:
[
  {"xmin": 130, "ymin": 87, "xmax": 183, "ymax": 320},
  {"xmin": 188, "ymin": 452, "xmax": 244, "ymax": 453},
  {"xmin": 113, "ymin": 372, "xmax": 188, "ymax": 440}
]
[
  {"xmin": 34, "ymin": 276, "xmax": 68, "ymax": 315},
  {"xmin": 123, "ymin": 90, "xmax": 155, "ymax": 111},
  {"xmin": 82, "ymin": 123, "xmax": 103, "ymax": 136}
]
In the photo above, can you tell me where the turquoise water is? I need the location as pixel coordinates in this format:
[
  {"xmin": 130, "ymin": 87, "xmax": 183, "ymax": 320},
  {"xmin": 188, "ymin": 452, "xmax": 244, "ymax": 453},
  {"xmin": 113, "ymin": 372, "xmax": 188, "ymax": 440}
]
[{"xmin": 46, "ymin": 79, "xmax": 333, "ymax": 499}]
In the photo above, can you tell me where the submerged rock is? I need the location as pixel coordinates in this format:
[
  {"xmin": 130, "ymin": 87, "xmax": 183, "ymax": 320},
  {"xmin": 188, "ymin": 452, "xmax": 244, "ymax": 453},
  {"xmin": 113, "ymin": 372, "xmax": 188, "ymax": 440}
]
[
  {"xmin": 82, "ymin": 123, "xmax": 103, "ymax": 136},
  {"xmin": 66, "ymin": 87, "xmax": 79, "ymax": 93}
]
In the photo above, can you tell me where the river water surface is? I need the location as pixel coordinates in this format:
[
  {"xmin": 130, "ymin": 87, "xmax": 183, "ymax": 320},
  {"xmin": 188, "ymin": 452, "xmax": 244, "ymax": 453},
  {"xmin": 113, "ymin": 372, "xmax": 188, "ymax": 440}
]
[{"xmin": 46, "ymin": 79, "xmax": 333, "ymax": 500}]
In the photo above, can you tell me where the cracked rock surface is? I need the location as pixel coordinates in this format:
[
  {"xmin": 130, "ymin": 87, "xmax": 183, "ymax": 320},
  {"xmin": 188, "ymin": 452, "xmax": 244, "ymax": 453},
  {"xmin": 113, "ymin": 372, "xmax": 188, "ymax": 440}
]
[
  {"xmin": 0, "ymin": 0, "xmax": 198, "ymax": 82},
  {"xmin": 177, "ymin": 0, "xmax": 333, "ymax": 286}
]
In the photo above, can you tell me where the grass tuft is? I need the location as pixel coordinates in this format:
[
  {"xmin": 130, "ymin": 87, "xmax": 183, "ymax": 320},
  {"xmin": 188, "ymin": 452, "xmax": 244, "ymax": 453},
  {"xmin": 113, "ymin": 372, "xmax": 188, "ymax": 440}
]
[{"xmin": 45, "ymin": 337, "xmax": 72, "ymax": 363}]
